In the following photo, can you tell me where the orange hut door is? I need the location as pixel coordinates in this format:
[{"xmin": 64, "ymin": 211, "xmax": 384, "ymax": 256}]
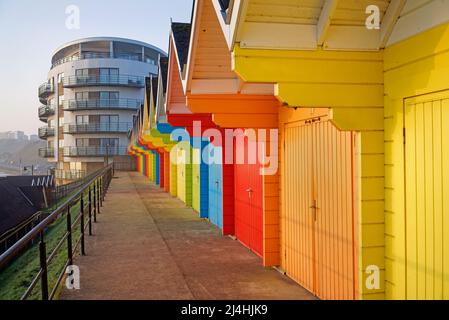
[{"xmin": 283, "ymin": 117, "xmax": 357, "ymax": 300}]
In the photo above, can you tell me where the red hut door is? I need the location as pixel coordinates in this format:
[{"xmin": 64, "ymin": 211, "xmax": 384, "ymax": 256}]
[{"xmin": 234, "ymin": 135, "xmax": 263, "ymax": 257}]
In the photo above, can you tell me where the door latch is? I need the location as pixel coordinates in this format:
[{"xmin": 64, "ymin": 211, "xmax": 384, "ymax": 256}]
[{"xmin": 310, "ymin": 200, "xmax": 318, "ymax": 221}]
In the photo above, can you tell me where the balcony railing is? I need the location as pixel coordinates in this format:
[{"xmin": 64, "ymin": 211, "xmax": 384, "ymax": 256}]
[
  {"xmin": 64, "ymin": 146, "xmax": 128, "ymax": 157},
  {"xmin": 54, "ymin": 169, "xmax": 86, "ymax": 180},
  {"xmin": 38, "ymin": 105, "xmax": 55, "ymax": 121},
  {"xmin": 51, "ymin": 52, "xmax": 155, "ymax": 69},
  {"xmin": 63, "ymin": 75, "xmax": 144, "ymax": 88},
  {"xmin": 38, "ymin": 127, "xmax": 55, "ymax": 139},
  {"xmin": 39, "ymin": 148, "xmax": 55, "ymax": 158},
  {"xmin": 63, "ymin": 99, "xmax": 142, "ymax": 111},
  {"xmin": 38, "ymin": 83, "xmax": 54, "ymax": 98},
  {"xmin": 64, "ymin": 123, "xmax": 132, "ymax": 134}
]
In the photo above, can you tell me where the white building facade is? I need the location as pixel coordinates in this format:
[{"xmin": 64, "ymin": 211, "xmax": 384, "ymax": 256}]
[{"xmin": 38, "ymin": 37, "xmax": 165, "ymax": 183}]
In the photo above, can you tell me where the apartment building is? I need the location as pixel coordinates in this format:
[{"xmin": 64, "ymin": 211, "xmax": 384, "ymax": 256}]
[{"xmin": 38, "ymin": 37, "xmax": 165, "ymax": 184}]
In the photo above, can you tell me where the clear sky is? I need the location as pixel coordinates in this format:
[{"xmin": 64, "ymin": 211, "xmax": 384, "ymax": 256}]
[{"xmin": 0, "ymin": 0, "xmax": 193, "ymax": 135}]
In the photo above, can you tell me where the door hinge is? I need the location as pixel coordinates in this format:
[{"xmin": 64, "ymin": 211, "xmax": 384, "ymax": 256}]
[
  {"xmin": 305, "ymin": 117, "xmax": 321, "ymax": 125},
  {"xmin": 403, "ymin": 127, "xmax": 406, "ymax": 144}
]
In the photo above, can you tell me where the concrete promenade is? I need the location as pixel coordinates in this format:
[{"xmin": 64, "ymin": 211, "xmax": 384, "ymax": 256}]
[{"xmin": 60, "ymin": 172, "xmax": 314, "ymax": 300}]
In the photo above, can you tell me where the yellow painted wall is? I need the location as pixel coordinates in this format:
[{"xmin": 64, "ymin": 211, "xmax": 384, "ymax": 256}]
[
  {"xmin": 148, "ymin": 153, "xmax": 154, "ymax": 182},
  {"xmin": 169, "ymin": 149, "xmax": 178, "ymax": 197},
  {"xmin": 177, "ymin": 149, "xmax": 186, "ymax": 203},
  {"xmin": 234, "ymin": 46, "xmax": 385, "ymax": 299},
  {"xmin": 384, "ymin": 22, "xmax": 449, "ymax": 300},
  {"xmin": 192, "ymin": 148, "xmax": 201, "ymax": 213}
]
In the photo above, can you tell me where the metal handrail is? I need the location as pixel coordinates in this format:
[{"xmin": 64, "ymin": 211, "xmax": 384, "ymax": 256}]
[
  {"xmin": 63, "ymin": 99, "xmax": 142, "ymax": 110},
  {"xmin": 0, "ymin": 165, "xmax": 113, "ymax": 300},
  {"xmin": 0, "ymin": 212, "xmax": 43, "ymax": 254},
  {"xmin": 63, "ymin": 122, "xmax": 132, "ymax": 134},
  {"xmin": 38, "ymin": 127, "xmax": 55, "ymax": 138},
  {"xmin": 63, "ymin": 74, "xmax": 144, "ymax": 87},
  {"xmin": 38, "ymin": 105, "xmax": 55, "ymax": 118},
  {"xmin": 51, "ymin": 52, "xmax": 154, "ymax": 69},
  {"xmin": 64, "ymin": 146, "xmax": 128, "ymax": 157},
  {"xmin": 38, "ymin": 83, "xmax": 54, "ymax": 97}
]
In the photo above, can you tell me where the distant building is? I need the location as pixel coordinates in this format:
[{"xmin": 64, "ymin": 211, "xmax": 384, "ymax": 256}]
[
  {"xmin": 0, "ymin": 131, "xmax": 28, "ymax": 140},
  {"xmin": 37, "ymin": 37, "xmax": 166, "ymax": 184},
  {"xmin": 29, "ymin": 134, "xmax": 39, "ymax": 141}
]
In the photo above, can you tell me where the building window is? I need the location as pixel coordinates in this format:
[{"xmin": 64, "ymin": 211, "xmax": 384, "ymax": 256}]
[
  {"xmin": 100, "ymin": 91, "xmax": 119, "ymax": 107},
  {"xmin": 70, "ymin": 162, "xmax": 82, "ymax": 171},
  {"xmin": 75, "ymin": 69, "xmax": 88, "ymax": 77},
  {"xmin": 100, "ymin": 68, "xmax": 119, "ymax": 84},
  {"xmin": 101, "ymin": 138, "xmax": 119, "ymax": 153},
  {"xmin": 76, "ymin": 115, "xmax": 89, "ymax": 124},
  {"xmin": 76, "ymin": 138, "xmax": 89, "ymax": 147},
  {"xmin": 75, "ymin": 92, "xmax": 89, "ymax": 101},
  {"xmin": 57, "ymin": 73, "xmax": 64, "ymax": 84}
]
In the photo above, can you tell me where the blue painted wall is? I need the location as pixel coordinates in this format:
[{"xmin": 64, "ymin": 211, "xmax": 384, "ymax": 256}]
[
  {"xmin": 207, "ymin": 144, "xmax": 223, "ymax": 229},
  {"xmin": 155, "ymin": 153, "xmax": 160, "ymax": 185}
]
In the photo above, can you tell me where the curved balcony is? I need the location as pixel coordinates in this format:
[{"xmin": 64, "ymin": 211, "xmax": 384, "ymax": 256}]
[
  {"xmin": 39, "ymin": 148, "xmax": 55, "ymax": 158},
  {"xmin": 64, "ymin": 123, "xmax": 132, "ymax": 134},
  {"xmin": 38, "ymin": 105, "xmax": 55, "ymax": 122},
  {"xmin": 38, "ymin": 127, "xmax": 55, "ymax": 139},
  {"xmin": 38, "ymin": 83, "xmax": 54, "ymax": 104},
  {"xmin": 64, "ymin": 146, "xmax": 128, "ymax": 157},
  {"xmin": 51, "ymin": 52, "xmax": 154, "ymax": 69},
  {"xmin": 63, "ymin": 74, "xmax": 144, "ymax": 88},
  {"xmin": 63, "ymin": 99, "xmax": 142, "ymax": 111},
  {"xmin": 52, "ymin": 52, "xmax": 109, "ymax": 68}
]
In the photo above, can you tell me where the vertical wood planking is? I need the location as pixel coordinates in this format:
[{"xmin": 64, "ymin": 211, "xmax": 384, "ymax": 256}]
[
  {"xmin": 283, "ymin": 118, "xmax": 356, "ymax": 299},
  {"xmin": 405, "ymin": 94, "xmax": 449, "ymax": 299}
]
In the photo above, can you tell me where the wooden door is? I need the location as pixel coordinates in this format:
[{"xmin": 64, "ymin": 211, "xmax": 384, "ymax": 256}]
[
  {"xmin": 283, "ymin": 118, "xmax": 357, "ymax": 299},
  {"xmin": 192, "ymin": 147, "xmax": 201, "ymax": 213},
  {"xmin": 404, "ymin": 91, "xmax": 449, "ymax": 299},
  {"xmin": 234, "ymin": 136, "xmax": 263, "ymax": 257},
  {"xmin": 177, "ymin": 148, "xmax": 187, "ymax": 203},
  {"xmin": 208, "ymin": 145, "xmax": 223, "ymax": 228}
]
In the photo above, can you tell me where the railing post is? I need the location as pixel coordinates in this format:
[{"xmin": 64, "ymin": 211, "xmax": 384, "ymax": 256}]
[
  {"xmin": 101, "ymin": 175, "xmax": 104, "ymax": 201},
  {"xmin": 93, "ymin": 182, "xmax": 97, "ymax": 223},
  {"xmin": 67, "ymin": 206, "xmax": 73, "ymax": 266},
  {"xmin": 96, "ymin": 180, "xmax": 101, "ymax": 214},
  {"xmin": 39, "ymin": 231, "xmax": 49, "ymax": 300},
  {"xmin": 80, "ymin": 193, "xmax": 86, "ymax": 255},
  {"xmin": 88, "ymin": 186, "xmax": 92, "ymax": 235},
  {"xmin": 98, "ymin": 176, "xmax": 103, "ymax": 207},
  {"xmin": 89, "ymin": 186, "xmax": 93, "ymax": 222}
]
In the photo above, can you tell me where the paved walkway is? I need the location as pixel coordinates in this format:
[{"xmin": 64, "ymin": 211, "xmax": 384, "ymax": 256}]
[{"xmin": 60, "ymin": 172, "xmax": 314, "ymax": 300}]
